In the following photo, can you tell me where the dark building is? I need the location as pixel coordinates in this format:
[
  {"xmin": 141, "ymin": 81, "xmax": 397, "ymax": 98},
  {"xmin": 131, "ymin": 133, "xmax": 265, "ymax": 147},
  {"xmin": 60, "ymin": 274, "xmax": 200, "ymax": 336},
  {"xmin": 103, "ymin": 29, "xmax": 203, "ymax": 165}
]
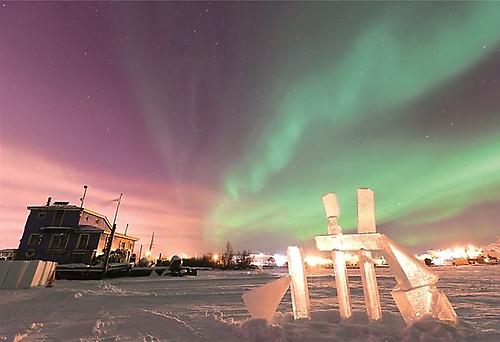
[
  {"xmin": 15, "ymin": 198, "xmax": 138, "ymax": 264},
  {"xmin": 0, "ymin": 249, "xmax": 17, "ymax": 260}
]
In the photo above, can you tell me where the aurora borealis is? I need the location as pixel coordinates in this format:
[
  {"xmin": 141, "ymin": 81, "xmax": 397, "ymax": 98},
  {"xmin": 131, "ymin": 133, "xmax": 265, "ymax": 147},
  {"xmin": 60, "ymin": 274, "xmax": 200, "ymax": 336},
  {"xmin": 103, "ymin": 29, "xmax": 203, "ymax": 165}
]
[{"xmin": 1, "ymin": 2, "xmax": 499, "ymax": 255}]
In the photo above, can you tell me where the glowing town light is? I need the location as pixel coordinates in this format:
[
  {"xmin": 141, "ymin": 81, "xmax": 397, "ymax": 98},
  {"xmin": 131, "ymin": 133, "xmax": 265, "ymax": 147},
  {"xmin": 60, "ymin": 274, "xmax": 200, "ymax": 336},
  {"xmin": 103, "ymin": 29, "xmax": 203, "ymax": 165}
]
[
  {"xmin": 303, "ymin": 255, "xmax": 332, "ymax": 267},
  {"xmin": 287, "ymin": 246, "xmax": 310, "ymax": 320},
  {"xmin": 420, "ymin": 244, "xmax": 483, "ymax": 265},
  {"xmin": 212, "ymin": 254, "xmax": 219, "ymax": 261},
  {"xmin": 273, "ymin": 253, "xmax": 288, "ymax": 267}
]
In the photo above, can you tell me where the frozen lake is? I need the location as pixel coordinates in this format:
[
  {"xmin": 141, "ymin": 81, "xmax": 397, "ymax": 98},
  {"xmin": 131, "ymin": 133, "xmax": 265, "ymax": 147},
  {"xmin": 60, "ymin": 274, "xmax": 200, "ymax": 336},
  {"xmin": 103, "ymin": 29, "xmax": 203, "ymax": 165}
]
[{"xmin": 0, "ymin": 265, "xmax": 498, "ymax": 341}]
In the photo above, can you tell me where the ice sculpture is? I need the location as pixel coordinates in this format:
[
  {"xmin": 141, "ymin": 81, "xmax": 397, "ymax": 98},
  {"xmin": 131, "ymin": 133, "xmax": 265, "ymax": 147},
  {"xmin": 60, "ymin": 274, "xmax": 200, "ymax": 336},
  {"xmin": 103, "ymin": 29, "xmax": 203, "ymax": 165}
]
[
  {"xmin": 315, "ymin": 189, "xmax": 457, "ymax": 326},
  {"xmin": 322, "ymin": 193, "xmax": 352, "ymax": 320},
  {"xmin": 242, "ymin": 188, "xmax": 457, "ymax": 326},
  {"xmin": 287, "ymin": 246, "xmax": 311, "ymax": 319},
  {"xmin": 242, "ymin": 275, "xmax": 291, "ymax": 323}
]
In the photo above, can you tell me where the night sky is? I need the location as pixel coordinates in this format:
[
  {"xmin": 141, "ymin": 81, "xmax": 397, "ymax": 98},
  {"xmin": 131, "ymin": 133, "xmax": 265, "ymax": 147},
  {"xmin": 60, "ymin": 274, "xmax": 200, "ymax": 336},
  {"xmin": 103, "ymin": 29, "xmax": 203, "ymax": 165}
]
[{"xmin": 1, "ymin": 2, "xmax": 499, "ymax": 256}]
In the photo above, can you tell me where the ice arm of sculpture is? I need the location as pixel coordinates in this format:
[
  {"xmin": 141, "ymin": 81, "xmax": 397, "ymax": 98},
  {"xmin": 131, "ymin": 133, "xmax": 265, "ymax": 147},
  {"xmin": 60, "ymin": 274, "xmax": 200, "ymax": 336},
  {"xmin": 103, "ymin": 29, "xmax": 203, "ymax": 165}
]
[
  {"xmin": 379, "ymin": 235, "xmax": 438, "ymax": 290},
  {"xmin": 322, "ymin": 193, "xmax": 352, "ymax": 319},
  {"xmin": 315, "ymin": 233, "xmax": 438, "ymax": 290},
  {"xmin": 315, "ymin": 233, "xmax": 384, "ymax": 252},
  {"xmin": 287, "ymin": 246, "xmax": 310, "ymax": 320}
]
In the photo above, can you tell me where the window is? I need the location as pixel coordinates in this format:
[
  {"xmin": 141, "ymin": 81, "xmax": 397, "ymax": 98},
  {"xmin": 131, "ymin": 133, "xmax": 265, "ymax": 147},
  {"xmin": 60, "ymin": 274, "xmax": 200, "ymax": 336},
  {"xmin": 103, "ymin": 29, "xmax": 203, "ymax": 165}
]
[
  {"xmin": 96, "ymin": 218, "xmax": 100, "ymax": 224},
  {"xmin": 76, "ymin": 234, "xmax": 90, "ymax": 250},
  {"xmin": 119, "ymin": 241, "xmax": 125, "ymax": 249},
  {"xmin": 37, "ymin": 212, "xmax": 46, "ymax": 219},
  {"xmin": 28, "ymin": 234, "xmax": 42, "ymax": 246},
  {"xmin": 48, "ymin": 233, "xmax": 68, "ymax": 250},
  {"xmin": 85, "ymin": 215, "xmax": 89, "ymax": 221},
  {"xmin": 52, "ymin": 210, "xmax": 65, "ymax": 226}
]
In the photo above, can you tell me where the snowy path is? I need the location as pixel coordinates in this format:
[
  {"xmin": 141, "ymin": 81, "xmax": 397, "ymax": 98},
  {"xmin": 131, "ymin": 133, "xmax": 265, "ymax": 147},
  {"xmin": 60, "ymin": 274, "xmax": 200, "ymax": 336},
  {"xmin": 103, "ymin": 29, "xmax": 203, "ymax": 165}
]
[{"xmin": 0, "ymin": 266, "xmax": 498, "ymax": 341}]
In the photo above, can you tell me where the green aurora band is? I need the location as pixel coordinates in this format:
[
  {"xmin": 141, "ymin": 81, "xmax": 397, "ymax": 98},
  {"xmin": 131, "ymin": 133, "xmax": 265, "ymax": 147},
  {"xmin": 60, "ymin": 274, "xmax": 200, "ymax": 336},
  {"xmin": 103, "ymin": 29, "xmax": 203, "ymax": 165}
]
[{"xmin": 208, "ymin": 3, "xmax": 500, "ymax": 248}]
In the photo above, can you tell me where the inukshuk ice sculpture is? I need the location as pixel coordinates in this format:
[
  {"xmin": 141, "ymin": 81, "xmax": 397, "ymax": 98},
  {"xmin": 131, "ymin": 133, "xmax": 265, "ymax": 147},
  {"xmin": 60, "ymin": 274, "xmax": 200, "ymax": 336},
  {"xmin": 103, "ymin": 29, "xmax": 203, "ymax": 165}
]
[{"xmin": 242, "ymin": 188, "xmax": 458, "ymax": 326}]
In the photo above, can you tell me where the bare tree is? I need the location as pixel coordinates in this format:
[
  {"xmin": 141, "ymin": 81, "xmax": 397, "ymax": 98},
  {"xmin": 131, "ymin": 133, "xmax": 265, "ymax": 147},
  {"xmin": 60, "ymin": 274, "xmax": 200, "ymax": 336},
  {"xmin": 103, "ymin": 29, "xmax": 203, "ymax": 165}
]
[{"xmin": 221, "ymin": 241, "xmax": 234, "ymax": 269}]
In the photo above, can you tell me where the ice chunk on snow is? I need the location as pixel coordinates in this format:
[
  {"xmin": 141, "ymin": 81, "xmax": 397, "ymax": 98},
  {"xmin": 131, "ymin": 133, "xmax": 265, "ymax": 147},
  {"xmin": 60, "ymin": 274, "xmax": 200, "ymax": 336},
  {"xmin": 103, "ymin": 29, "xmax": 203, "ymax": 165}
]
[
  {"xmin": 0, "ymin": 261, "xmax": 12, "ymax": 287},
  {"xmin": 287, "ymin": 246, "xmax": 310, "ymax": 320},
  {"xmin": 242, "ymin": 275, "xmax": 291, "ymax": 323},
  {"xmin": 19, "ymin": 260, "xmax": 46, "ymax": 288},
  {"xmin": 37, "ymin": 262, "xmax": 53, "ymax": 286},
  {"xmin": 431, "ymin": 288, "xmax": 458, "ymax": 323},
  {"xmin": 1, "ymin": 260, "xmax": 29, "ymax": 289},
  {"xmin": 392, "ymin": 285, "xmax": 457, "ymax": 325}
]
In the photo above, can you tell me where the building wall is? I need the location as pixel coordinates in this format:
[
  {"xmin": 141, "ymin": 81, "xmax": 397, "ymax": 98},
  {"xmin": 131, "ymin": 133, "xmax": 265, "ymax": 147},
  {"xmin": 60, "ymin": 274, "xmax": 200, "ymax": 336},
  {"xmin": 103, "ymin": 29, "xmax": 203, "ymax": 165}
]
[
  {"xmin": 78, "ymin": 212, "xmax": 111, "ymax": 232},
  {"xmin": 16, "ymin": 207, "xmax": 100, "ymax": 264}
]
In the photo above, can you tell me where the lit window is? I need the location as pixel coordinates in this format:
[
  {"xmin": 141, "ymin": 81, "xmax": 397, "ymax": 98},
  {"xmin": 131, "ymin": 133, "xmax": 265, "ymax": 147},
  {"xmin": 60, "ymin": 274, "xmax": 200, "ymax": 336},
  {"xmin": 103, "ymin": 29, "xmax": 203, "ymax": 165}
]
[{"xmin": 28, "ymin": 234, "xmax": 42, "ymax": 246}]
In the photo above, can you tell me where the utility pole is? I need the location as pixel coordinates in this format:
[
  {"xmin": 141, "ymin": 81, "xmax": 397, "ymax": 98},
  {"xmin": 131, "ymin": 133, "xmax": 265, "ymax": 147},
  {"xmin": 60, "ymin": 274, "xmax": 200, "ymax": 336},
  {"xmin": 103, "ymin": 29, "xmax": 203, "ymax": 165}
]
[
  {"xmin": 103, "ymin": 193, "xmax": 123, "ymax": 276},
  {"xmin": 112, "ymin": 193, "xmax": 123, "ymax": 227},
  {"xmin": 103, "ymin": 223, "xmax": 117, "ymax": 275},
  {"xmin": 80, "ymin": 185, "xmax": 88, "ymax": 208},
  {"xmin": 149, "ymin": 232, "xmax": 155, "ymax": 252}
]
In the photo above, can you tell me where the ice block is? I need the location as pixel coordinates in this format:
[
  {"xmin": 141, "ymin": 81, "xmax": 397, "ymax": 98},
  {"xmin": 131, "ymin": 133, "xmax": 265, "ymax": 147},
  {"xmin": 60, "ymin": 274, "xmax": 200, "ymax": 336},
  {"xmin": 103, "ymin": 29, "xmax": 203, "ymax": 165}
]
[
  {"xmin": 287, "ymin": 246, "xmax": 310, "ymax": 320},
  {"xmin": 357, "ymin": 188, "xmax": 376, "ymax": 233},
  {"xmin": 359, "ymin": 250, "xmax": 382, "ymax": 321},
  {"xmin": 322, "ymin": 193, "xmax": 352, "ymax": 320},
  {"xmin": 242, "ymin": 275, "xmax": 291, "ymax": 323}
]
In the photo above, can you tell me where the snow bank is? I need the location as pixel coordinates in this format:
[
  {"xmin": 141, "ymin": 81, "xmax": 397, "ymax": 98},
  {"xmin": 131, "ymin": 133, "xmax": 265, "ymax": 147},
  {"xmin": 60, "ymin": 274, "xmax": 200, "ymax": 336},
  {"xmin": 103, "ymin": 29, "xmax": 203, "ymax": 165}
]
[
  {"xmin": 235, "ymin": 311, "xmax": 492, "ymax": 342},
  {"xmin": 1, "ymin": 267, "xmax": 498, "ymax": 341}
]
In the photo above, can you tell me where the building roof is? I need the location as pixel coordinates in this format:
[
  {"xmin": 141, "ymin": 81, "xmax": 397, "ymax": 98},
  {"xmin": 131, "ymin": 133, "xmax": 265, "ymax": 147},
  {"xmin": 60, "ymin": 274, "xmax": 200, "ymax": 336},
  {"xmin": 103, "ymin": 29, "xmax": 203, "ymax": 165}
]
[
  {"xmin": 28, "ymin": 203, "xmax": 139, "ymax": 241},
  {"xmin": 28, "ymin": 204, "xmax": 81, "ymax": 211},
  {"xmin": 77, "ymin": 225, "xmax": 139, "ymax": 241},
  {"xmin": 114, "ymin": 232, "xmax": 139, "ymax": 241},
  {"xmin": 82, "ymin": 208, "xmax": 113, "ymax": 230}
]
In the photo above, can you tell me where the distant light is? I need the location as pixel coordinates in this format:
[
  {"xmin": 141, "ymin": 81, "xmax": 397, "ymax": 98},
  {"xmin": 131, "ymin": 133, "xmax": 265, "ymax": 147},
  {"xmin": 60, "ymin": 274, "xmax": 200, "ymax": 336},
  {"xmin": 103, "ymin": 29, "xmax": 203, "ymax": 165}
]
[
  {"xmin": 273, "ymin": 254, "xmax": 287, "ymax": 267},
  {"xmin": 418, "ymin": 244, "xmax": 483, "ymax": 265},
  {"xmin": 304, "ymin": 255, "xmax": 332, "ymax": 267}
]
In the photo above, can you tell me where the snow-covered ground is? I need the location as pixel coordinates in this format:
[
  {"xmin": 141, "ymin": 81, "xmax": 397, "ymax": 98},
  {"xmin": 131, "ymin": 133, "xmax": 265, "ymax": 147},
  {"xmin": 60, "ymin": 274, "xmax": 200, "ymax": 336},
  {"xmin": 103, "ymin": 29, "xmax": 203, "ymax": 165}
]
[{"xmin": 0, "ymin": 266, "xmax": 498, "ymax": 341}]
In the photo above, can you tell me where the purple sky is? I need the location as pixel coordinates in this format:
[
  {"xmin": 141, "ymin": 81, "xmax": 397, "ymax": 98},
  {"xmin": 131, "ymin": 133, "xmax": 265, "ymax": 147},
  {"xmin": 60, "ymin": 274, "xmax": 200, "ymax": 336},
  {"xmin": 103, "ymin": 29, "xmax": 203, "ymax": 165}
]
[{"xmin": 1, "ymin": 2, "xmax": 500, "ymax": 256}]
